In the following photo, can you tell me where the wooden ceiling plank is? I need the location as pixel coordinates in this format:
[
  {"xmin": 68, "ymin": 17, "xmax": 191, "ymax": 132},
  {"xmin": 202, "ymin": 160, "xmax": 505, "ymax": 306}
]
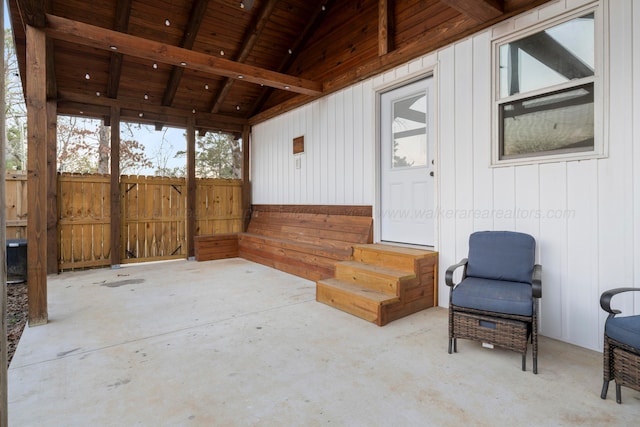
[
  {"xmin": 44, "ymin": 13, "xmax": 322, "ymax": 96},
  {"xmin": 106, "ymin": 0, "xmax": 132, "ymax": 99},
  {"xmin": 438, "ymin": 0, "xmax": 504, "ymax": 22},
  {"xmin": 209, "ymin": 0, "xmax": 279, "ymax": 114},
  {"xmin": 162, "ymin": 0, "xmax": 211, "ymax": 107},
  {"xmin": 249, "ymin": 0, "xmax": 336, "ymax": 116}
]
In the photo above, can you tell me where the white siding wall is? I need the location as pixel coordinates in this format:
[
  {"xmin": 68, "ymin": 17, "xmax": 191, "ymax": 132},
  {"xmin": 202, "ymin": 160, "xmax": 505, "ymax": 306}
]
[{"xmin": 251, "ymin": 0, "xmax": 640, "ymax": 351}]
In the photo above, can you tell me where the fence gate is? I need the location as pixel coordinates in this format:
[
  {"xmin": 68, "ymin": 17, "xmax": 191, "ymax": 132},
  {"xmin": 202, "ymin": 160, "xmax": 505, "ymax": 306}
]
[{"xmin": 121, "ymin": 175, "xmax": 186, "ymax": 264}]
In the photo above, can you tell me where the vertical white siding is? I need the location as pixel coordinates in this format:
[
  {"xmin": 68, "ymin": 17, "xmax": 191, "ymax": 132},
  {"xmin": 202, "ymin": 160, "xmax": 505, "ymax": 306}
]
[{"xmin": 251, "ymin": 0, "xmax": 639, "ymax": 350}]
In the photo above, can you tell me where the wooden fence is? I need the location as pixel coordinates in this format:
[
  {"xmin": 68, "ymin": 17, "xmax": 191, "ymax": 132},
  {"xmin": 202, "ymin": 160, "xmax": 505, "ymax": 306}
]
[
  {"xmin": 5, "ymin": 171, "xmax": 28, "ymax": 239},
  {"xmin": 5, "ymin": 172, "xmax": 243, "ymax": 270}
]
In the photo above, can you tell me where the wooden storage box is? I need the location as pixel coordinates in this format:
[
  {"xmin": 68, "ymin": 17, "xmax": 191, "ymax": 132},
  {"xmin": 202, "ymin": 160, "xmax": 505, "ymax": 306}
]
[{"xmin": 453, "ymin": 312, "xmax": 528, "ymax": 353}]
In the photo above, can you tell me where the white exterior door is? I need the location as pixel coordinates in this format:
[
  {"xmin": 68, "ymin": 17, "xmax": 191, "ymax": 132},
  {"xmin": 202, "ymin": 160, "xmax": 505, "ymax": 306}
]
[{"xmin": 380, "ymin": 77, "xmax": 435, "ymax": 246}]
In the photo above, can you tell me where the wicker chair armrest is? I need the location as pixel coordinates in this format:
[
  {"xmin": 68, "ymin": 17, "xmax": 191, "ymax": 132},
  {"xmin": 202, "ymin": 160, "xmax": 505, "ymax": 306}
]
[
  {"xmin": 445, "ymin": 258, "xmax": 468, "ymax": 287},
  {"xmin": 532, "ymin": 264, "xmax": 542, "ymax": 299},
  {"xmin": 600, "ymin": 287, "xmax": 640, "ymax": 316}
]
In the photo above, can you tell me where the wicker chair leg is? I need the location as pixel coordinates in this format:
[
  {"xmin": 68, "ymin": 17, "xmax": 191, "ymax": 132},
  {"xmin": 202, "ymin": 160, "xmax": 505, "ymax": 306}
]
[
  {"xmin": 601, "ymin": 380, "xmax": 609, "ymax": 399},
  {"xmin": 448, "ymin": 338, "xmax": 453, "ymax": 354},
  {"xmin": 453, "ymin": 338, "xmax": 457, "ymax": 353},
  {"xmin": 533, "ymin": 355, "xmax": 538, "ymax": 375},
  {"xmin": 521, "ymin": 354, "xmax": 526, "ymax": 372},
  {"xmin": 616, "ymin": 383, "xmax": 622, "ymax": 404}
]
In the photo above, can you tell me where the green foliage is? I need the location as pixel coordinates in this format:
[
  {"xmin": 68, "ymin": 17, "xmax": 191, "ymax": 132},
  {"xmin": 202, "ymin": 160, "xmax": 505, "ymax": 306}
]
[{"xmin": 175, "ymin": 132, "xmax": 242, "ymax": 179}]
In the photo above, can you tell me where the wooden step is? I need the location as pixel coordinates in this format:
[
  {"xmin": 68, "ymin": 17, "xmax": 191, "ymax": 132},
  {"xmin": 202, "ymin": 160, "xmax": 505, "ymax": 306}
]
[
  {"xmin": 352, "ymin": 244, "xmax": 434, "ymax": 273},
  {"xmin": 334, "ymin": 260, "xmax": 415, "ymax": 296},
  {"xmin": 316, "ymin": 278, "xmax": 399, "ymax": 325}
]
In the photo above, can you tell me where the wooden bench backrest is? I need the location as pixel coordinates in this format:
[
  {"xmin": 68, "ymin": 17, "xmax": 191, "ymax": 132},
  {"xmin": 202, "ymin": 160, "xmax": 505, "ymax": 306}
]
[{"xmin": 247, "ymin": 205, "xmax": 373, "ymax": 251}]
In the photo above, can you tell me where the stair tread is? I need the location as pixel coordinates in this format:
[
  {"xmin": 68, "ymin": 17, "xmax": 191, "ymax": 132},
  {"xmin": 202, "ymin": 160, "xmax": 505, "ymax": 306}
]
[
  {"xmin": 337, "ymin": 260, "xmax": 415, "ymax": 279},
  {"xmin": 354, "ymin": 243, "xmax": 435, "ymax": 258},
  {"xmin": 317, "ymin": 278, "xmax": 399, "ymax": 304}
]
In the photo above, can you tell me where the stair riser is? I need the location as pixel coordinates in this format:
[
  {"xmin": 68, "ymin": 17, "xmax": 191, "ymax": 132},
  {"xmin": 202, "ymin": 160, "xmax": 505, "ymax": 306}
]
[
  {"xmin": 352, "ymin": 248, "xmax": 416, "ymax": 272},
  {"xmin": 334, "ymin": 264, "xmax": 401, "ymax": 295},
  {"xmin": 316, "ymin": 283, "xmax": 381, "ymax": 323}
]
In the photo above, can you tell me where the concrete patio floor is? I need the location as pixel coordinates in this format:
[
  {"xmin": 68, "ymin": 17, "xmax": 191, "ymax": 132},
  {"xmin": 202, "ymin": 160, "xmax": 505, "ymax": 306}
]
[{"xmin": 8, "ymin": 258, "xmax": 640, "ymax": 426}]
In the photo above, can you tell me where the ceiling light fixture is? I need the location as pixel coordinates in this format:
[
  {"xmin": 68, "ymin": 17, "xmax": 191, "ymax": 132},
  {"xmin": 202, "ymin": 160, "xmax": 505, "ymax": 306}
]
[
  {"xmin": 240, "ymin": 0, "xmax": 254, "ymax": 10},
  {"xmin": 236, "ymin": 105, "xmax": 240, "ymax": 111},
  {"xmin": 110, "ymin": 45, "xmax": 117, "ymax": 50},
  {"xmin": 152, "ymin": 63, "xmax": 158, "ymax": 69},
  {"xmin": 144, "ymin": 94, "xmax": 149, "ymax": 100},
  {"xmin": 284, "ymin": 85, "xmax": 290, "ymax": 90},
  {"xmin": 85, "ymin": 73, "xmax": 90, "ymax": 80},
  {"xmin": 165, "ymin": 18, "xmax": 171, "ymax": 26},
  {"xmin": 96, "ymin": 91, "xmax": 101, "ymax": 96},
  {"xmin": 180, "ymin": 62, "xmax": 187, "ymax": 66},
  {"xmin": 192, "ymin": 109, "xmax": 196, "ymax": 114},
  {"xmin": 237, "ymin": 75, "xmax": 244, "ymax": 79},
  {"xmin": 220, "ymin": 50, "xmax": 225, "ymax": 56},
  {"xmin": 204, "ymin": 84, "xmax": 209, "ymax": 90},
  {"xmin": 139, "ymin": 112, "xmax": 144, "ymax": 118},
  {"xmin": 288, "ymin": 49, "xmax": 292, "ymax": 54}
]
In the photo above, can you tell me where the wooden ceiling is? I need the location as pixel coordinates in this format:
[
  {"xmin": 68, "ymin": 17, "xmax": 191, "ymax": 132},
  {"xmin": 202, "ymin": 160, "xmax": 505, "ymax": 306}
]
[{"xmin": 8, "ymin": 0, "xmax": 550, "ymax": 134}]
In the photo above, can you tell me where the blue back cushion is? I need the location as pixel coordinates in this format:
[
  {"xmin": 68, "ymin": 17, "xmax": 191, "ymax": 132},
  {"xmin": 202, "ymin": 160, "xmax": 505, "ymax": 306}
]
[{"xmin": 466, "ymin": 231, "xmax": 536, "ymax": 284}]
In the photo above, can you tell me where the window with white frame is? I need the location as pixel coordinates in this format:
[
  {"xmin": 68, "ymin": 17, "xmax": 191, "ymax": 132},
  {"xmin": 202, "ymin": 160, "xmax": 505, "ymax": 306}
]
[{"xmin": 493, "ymin": 8, "xmax": 603, "ymax": 164}]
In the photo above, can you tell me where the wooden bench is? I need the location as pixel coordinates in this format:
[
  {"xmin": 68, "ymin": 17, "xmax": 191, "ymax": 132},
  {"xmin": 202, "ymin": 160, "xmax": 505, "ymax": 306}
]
[{"xmin": 194, "ymin": 204, "xmax": 373, "ymax": 281}]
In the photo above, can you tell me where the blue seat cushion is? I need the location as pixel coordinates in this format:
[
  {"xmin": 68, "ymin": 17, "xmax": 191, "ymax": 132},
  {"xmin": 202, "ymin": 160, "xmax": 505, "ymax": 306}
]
[
  {"xmin": 606, "ymin": 316, "xmax": 640, "ymax": 349},
  {"xmin": 452, "ymin": 277, "xmax": 533, "ymax": 316},
  {"xmin": 466, "ymin": 231, "xmax": 536, "ymax": 284}
]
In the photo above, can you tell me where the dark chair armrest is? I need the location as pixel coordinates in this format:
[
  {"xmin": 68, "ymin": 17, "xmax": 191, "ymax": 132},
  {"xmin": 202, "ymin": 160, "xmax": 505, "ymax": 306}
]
[
  {"xmin": 445, "ymin": 258, "xmax": 468, "ymax": 287},
  {"xmin": 532, "ymin": 264, "xmax": 542, "ymax": 299},
  {"xmin": 600, "ymin": 287, "xmax": 640, "ymax": 316}
]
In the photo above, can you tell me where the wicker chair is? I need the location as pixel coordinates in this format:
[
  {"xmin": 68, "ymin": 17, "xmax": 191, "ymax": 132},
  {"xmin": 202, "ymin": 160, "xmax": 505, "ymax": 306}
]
[
  {"xmin": 600, "ymin": 287, "xmax": 640, "ymax": 404},
  {"xmin": 446, "ymin": 231, "xmax": 542, "ymax": 373}
]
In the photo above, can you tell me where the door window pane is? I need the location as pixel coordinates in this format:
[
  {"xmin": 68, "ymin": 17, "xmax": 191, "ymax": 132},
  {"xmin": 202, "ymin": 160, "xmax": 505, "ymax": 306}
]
[{"xmin": 392, "ymin": 93, "xmax": 427, "ymax": 168}]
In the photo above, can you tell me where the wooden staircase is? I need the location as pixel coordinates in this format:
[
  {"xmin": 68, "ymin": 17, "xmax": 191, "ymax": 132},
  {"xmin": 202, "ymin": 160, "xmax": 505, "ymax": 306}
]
[{"xmin": 316, "ymin": 244, "xmax": 438, "ymax": 326}]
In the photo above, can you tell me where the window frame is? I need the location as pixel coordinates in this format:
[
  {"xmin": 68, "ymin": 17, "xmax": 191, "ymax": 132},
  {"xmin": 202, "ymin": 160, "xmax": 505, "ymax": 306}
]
[{"xmin": 491, "ymin": 4, "xmax": 607, "ymax": 166}]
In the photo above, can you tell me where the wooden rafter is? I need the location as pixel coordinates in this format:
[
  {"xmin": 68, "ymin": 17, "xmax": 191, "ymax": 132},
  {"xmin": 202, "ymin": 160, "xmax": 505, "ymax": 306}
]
[
  {"xmin": 44, "ymin": 14, "xmax": 322, "ymax": 96},
  {"xmin": 249, "ymin": 0, "xmax": 335, "ymax": 116},
  {"xmin": 106, "ymin": 0, "xmax": 132, "ymax": 99},
  {"xmin": 209, "ymin": 0, "xmax": 278, "ymax": 114},
  {"xmin": 439, "ymin": 0, "xmax": 503, "ymax": 22},
  {"xmin": 378, "ymin": 0, "xmax": 395, "ymax": 56},
  {"xmin": 162, "ymin": 0, "xmax": 210, "ymax": 107}
]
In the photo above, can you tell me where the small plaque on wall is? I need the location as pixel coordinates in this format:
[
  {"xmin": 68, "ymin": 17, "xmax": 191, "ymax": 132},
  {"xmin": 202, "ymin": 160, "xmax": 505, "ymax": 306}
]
[{"xmin": 293, "ymin": 136, "xmax": 304, "ymax": 154}]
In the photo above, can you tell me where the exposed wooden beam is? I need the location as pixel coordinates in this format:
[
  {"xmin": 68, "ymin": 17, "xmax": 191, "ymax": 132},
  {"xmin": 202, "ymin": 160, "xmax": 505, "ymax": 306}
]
[
  {"xmin": 44, "ymin": 14, "xmax": 322, "ymax": 96},
  {"xmin": 378, "ymin": 0, "xmax": 395, "ymax": 56},
  {"xmin": 249, "ymin": 0, "xmax": 335, "ymax": 116},
  {"xmin": 16, "ymin": 0, "xmax": 46, "ymax": 28},
  {"xmin": 26, "ymin": 25, "xmax": 48, "ymax": 326},
  {"xmin": 209, "ymin": 0, "xmax": 278, "ymax": 114},
  {"xmin": 162, "ymin": 0, "xmax": 210, "ymax": 107},
  {"xmin": 106, "ymin": 0, "xmax": 132, "ymax": 99},
  {"xmin": 57, "ymin": 90, "xmax": 246, "ymax": 124},
  {"xmin": 439, "ymin": 0, "xmax": 503, "ymax": 22}
]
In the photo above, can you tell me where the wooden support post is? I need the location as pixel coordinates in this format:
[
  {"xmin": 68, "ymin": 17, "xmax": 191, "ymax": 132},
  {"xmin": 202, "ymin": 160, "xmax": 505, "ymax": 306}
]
[
  {"xmin": 110, "ymin": 107, "xmax": 122, "ymax": 266},
  {"xmin": 1, "ymin": 3, "xmax": 8, "ymax": 424},
  {"xmin": 242, "ymin": 125, "xmax": 252, "ymax": 231},
  {"xmin": 46, "ymin": 100, "xmax": 59, "ymax": 274},
  {"xmin": 186, "ymin": 118, "xmax": 196, "ymax": 258},
  {"xmin": 26, "ymin": 25, "xmax": 48, "ymax": 326}
]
